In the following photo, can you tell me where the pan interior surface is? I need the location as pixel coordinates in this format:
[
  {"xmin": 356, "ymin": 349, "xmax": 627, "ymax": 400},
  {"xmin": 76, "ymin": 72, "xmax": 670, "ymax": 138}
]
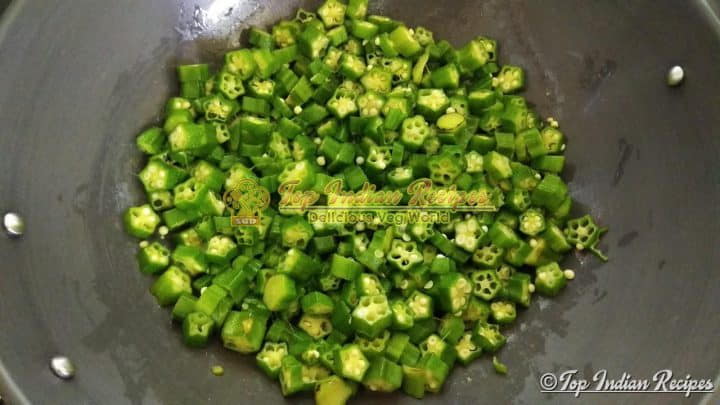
[{"xmin": 0, "ymin": 0, "xmax": 719, "ymax": 404}]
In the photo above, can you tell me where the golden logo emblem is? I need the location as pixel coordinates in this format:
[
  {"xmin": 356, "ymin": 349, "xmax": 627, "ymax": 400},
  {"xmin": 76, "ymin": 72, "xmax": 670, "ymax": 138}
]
[{"xmin": 222, "ymin": 178, "xmax": 270, "ymax": 226}]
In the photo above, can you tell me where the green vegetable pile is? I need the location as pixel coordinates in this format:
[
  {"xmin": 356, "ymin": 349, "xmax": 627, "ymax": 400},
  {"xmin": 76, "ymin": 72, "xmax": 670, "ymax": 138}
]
[{"xmin": 123, "ymin": 0, "xmax": 608, "ymax": 403}]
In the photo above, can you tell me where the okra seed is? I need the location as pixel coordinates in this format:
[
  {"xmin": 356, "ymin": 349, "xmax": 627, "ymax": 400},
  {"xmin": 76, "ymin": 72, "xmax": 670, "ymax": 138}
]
[
  {"xmin": 49, "ymin": 356, "xmax": 75, "ymax": 379},
  {"xmin": 666, "ymin": 65, "xmax": 684, "ymax": 86},
  {"xmin": 3, "ymin": 212, "xmax": 24, "ymax": 236},
  {"xmin": 211, "ymin": 365, "xmax": 225, "ymax": 376},
  {"xmin": 564, "ymin": 269, "xmax": 575, "ymax": 280}
]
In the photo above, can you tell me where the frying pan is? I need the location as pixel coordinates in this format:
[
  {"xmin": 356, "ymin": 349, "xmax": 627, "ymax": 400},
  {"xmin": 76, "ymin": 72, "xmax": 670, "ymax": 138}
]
[{"xmin": 0, "ymin": 0, "xmax": 719, "ymax": 404}]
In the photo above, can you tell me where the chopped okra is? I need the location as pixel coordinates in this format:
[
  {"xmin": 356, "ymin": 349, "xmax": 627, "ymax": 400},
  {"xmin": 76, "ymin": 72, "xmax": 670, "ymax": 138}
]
[{"xmin": 125, "ymin": 0, "xmax": 609, "ymax": 402}]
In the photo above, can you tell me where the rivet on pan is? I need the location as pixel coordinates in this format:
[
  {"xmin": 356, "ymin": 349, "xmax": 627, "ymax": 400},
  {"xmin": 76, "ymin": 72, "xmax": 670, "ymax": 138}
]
[
  {"xmin": 3, "ymin": 212, "xmax": 25, "ymax": 237},
  {"xmin": 667, "ymin": 65, "xmax": 684, "ymax": 86},
  {"xmin": 49, "ymin": 356, "xmax": 76, "ymax": 380}
]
